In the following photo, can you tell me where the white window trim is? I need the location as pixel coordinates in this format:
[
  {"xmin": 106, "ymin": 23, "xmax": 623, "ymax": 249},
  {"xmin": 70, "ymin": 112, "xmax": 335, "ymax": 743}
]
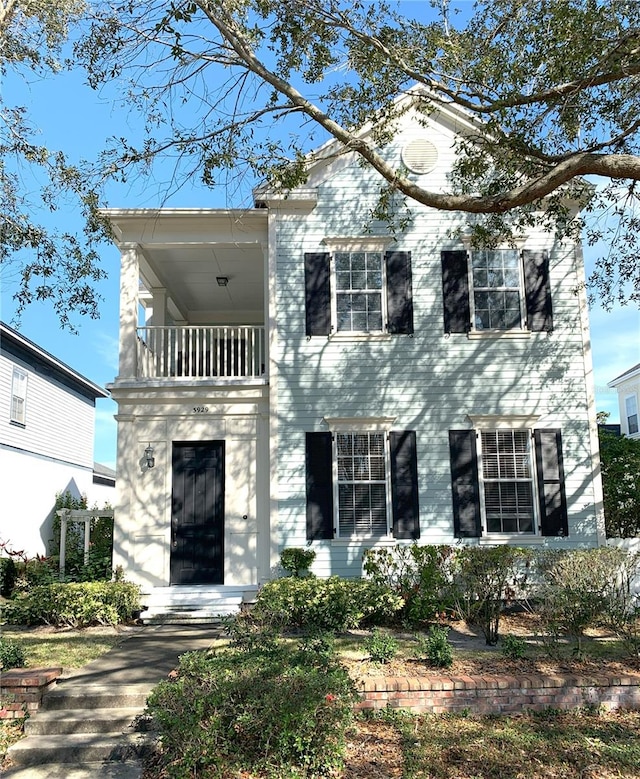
[
  {"xmin": 475, "ymin": 425, "xmax": 540, "ymax": 538},
  {"xmin": 467, "ymin": 414, "xmax": 541, "ymax": 430},
  {"xmin": 324, "ymin": 418, "xmax": 396, "ymax": 540},
  {"xmin": 324, "ymin": 416, "xmax": 397, "ymax": 432},
  {"xmin": 323, "ymin": 237, "xmax": 395, "ymax": 253},
  {"xmin": 625, "ymin": 393, "xmax": 639, "ymax": 435},
  {"xmin": 466, "ymin": 247, "xmax": 527, "ymax": 333},
  {"xmin": 323, "ymin": 237, "xmax": 395, "ymax": 337},
  {"xmin": 329, "ymin": 249, "xmax": 387, "ymax": 336},
  {"xmin": 10, "ymin": 367, "xmax": 28, "ymax": 426}
]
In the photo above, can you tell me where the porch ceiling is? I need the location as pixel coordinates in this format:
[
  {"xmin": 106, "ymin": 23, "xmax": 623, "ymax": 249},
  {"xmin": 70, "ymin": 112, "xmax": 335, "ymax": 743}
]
[
  {"xmin": 102, "ymin": 208, "xmax": 269, "ymax": 326},
  {"xmin": 140, "ymin": 243, "xmax": 266, "ymax": 323}
]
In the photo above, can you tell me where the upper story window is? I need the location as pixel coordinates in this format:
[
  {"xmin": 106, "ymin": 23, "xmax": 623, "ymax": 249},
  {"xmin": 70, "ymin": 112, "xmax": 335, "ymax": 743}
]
[
  {"xmin": 10, "ymin": 367, "xmax": 27, "ymax": 425},
  {"xmin": 304, "ymin": 240, "xmax": 413, "ymax": 337},
  {"xmin": 471, "ymin": 249, "xmax": 524, "ymax": 331},
  {"xmin": 626, "ymin": 394, "xmax": 639, "ymax": 435},
  {"xmin": 334, "ymin": 252, "xmax": 384, "ymax": 333},
  {"xmin": 441, "ymin": 248, "xmax": 553, "ymax": 335}
]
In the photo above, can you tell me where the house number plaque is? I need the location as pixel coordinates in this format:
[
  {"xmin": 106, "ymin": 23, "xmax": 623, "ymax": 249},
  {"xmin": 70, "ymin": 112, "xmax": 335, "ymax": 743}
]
[{"xmin": 193, "ymin": 406, "xmax": 209, "ymax": 413}]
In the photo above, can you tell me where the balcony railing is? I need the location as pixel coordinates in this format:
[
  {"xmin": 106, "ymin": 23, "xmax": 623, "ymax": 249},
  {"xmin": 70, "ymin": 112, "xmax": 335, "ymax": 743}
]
[{"xmin": 136, "ymin": 326, "xmax": 266, "ymax": 380}]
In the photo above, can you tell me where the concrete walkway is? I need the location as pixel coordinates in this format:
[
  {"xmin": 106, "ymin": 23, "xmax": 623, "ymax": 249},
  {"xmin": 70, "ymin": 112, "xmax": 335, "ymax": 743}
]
[{"xmin": 3, "ymin": 624, "xmax": 224, "ymax": 779}]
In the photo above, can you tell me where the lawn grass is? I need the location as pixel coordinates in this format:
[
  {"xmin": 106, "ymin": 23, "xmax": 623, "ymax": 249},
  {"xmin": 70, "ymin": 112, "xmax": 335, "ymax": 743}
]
[
  {"xmin": 1, "ymin": 627, "xmax": 126, "ymax": 670},
  {"xmin": 389, "ymin": 708, "xmax": 640, "ymax": 778}
]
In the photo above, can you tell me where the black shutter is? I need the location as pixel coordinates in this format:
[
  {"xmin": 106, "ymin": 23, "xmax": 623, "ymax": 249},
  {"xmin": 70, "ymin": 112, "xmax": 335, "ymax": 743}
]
[
  {"xmin": 534, "ymin": 429, "xmax": 569, "ymax": 537},
  {"xmin": 523, "ymin": 250, "xmax": 553, "ymax": 332},
  {"xmin": 304, "ymin": 253, "xmax": 331, "ymax": 336},
  {"xmin": 389, "ymin": 430, "xmax": 420, "ymax": 539},
  {"xmin": 385, "ymin": 251, "xmax": 414, "ymax": 334},
  {"xmin": 305, "ymin": 432, "xmax": 334, "ymax": 539},
  {"xmin": 441, "ymin": 250, "xmax": 471, "ymax": 334},
  {"xmin": 448, "ymin": 430, "xmax": 482, "ymax": 537}
]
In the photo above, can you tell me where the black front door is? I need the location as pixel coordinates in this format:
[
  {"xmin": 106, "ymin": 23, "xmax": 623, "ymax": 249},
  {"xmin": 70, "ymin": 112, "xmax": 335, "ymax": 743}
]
[{"xmin": 170, "ymin": 441, "xmax": 225, "ymax": 585}]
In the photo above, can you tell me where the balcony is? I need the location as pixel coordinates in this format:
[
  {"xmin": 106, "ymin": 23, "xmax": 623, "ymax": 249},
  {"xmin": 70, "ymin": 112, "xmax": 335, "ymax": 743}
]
[{"xmin": 136, "ymin": 326, "xmax": 266, "ymax": 380}]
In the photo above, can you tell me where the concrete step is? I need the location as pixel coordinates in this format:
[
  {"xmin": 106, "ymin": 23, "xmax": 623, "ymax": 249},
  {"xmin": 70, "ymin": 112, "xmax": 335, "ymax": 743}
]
[
  {"xmin": 2, "ymin": 761, "xmax": 143, "ymax": 778},
  {"xmin": 41, "ymin": 684, "xmax": 151, "ymax": 711},
  {"xmin": 141, "ymin": 606, "xmax": 239, "ymax": 622},
  {"xmin": 6, "ymin": 732, "xmax": 156, "ymax": 767},
  {"xmin": 25, "ymin": 706, "xmax": 147, "ymax": 735}
]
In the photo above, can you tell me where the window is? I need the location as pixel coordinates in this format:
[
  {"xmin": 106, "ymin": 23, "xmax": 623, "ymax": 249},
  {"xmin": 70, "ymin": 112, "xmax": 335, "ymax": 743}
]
[
  {"xmin": 305, "ymin": 429, "xmax": 420, "ymax": 541},
  {"xmin": 449, "ymin": 426, "xmax": 568, "ymax": 538},
  {"xmin": 336, "ymin": 432, "xmax": 388, "ymax": 536},
  {"xmin": 471, "ymin": 249, "xmax": 524, "ymax": 330},
  {"xmin": 479, "ymin": 430, "xmax": 534, "ymax": 534},
  {"xmin": 10, "ymin": 367, "xmax": 27, "ymax": 425},
  {"xmin": 334, "ymin": 252, "xmax": 384, "ymax": 333},
  {"xmin": 304, "ymin": 248, "xmax": 413, "ymax": 336},
  {"xmin": 441, "ymin": 249, "xmax": 553, "ymax": 334},
  {"xmin": 626, "ymin": 394, "xmax": 639, "ymax": 435}
]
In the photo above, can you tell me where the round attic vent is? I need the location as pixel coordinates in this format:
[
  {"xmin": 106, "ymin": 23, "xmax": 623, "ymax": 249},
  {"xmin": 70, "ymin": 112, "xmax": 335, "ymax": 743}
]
[{"xmin": 401, "ymin": 138, "xmax": 438, "ymax": 175}]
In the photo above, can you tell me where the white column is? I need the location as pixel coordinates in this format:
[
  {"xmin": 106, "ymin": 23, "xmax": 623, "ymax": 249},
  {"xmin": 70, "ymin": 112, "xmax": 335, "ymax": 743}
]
[
  {"xmin": 150, "ymin": 288, "xmax": 167, "ymax": 327},
  {"xmin": 117, "ymin": 243, "xmax": 141, "ymax": 380}
]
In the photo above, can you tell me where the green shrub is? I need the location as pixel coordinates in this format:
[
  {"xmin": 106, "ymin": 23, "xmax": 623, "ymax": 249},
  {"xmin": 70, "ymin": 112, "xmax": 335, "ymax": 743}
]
[
  {"xmin": 253, "ymin": 575, "xmax": 404, "ymax": 632},
  {"xmin": 222, "ymin": 612, "xmax": 280, "ymax": 654},
  {"xmin": 364, "ymin": 628, "xmax": 398, "ymax": 664},
  {"xmin": 0, "ymin": 637, "xmax": 26, "ymax": 670},
  {"xmin": 363, "ymin": 544, "xmax": 456, "ymax": 626},
  {"xmin": 14, "ymin": 556, "xmax": 58, "ymax": 591},
  {"xmin": 450, "ymin": 546, "xmax": 531, "ymax": 645},
  {"xmin": 279, "ymin": 547, "xmax": 316, "ymax": 577},
  {"xmin": 146, "ymin": 642, "xmax": 357, "ymax": 778},
  {"xmin": 535, "ymin": 547, "xmax": 640, "ymax": 657},
  {"xmin": 501, "ymin": 633, "xmax": 527, "ymax": 660},
  {"xmin": 417, "ymin": 625, "xmax": 453, "ymax": 668},
  {"xmin": 50, "ymin": 492, "xmax": 114, "ymax": 582},
  {"xmin": 0, "ymin": 557, "xmax": 17, "ymax": 598},
  {"xmin": 2, "ymin": 581, "xmax": 141, "ymax": 627}
]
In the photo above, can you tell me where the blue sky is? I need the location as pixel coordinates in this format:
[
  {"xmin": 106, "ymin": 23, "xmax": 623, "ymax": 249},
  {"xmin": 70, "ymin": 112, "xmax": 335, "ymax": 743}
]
[{"xmin": 1, "ymin": 17, "xmax": 639, "ymax": 471}]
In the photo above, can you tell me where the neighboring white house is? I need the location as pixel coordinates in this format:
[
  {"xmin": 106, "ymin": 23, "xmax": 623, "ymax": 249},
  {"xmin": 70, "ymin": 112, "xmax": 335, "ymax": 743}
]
[
  {"xmin": 0, "ymin": 322, "xmax": 113, "ymax": 558},
  {"xmin": 608, "ymin": 364, "xmax": 640, "ymax": 440},
  {"xmin": 104, "ymin": 99, "xmax": 605, "ymax": 598}
]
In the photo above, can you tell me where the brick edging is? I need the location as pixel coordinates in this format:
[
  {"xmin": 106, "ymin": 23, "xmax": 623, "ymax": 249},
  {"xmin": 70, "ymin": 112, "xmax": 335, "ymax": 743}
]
[
  {"xmin": 355, "ymin": 671, "xmax": 640, "ymax": 715},
  {"xmin": 0, "ymin": 667, "xmax": 63, "ymax": 719}
]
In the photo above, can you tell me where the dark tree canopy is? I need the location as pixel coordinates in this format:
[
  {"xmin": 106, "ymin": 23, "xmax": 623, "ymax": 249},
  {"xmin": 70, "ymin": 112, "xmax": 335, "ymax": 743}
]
[
  {"xmin": 599, "ymin": 428, "xmax": 640, "ymax": 538},
  {"xmin": 75, "ymin": 0, "xmax": 640, "ymax": 307},
  {"xmin": 0, "ymin": 0, "xmax": 109, "ymax": 330},
  {"xmin": 4, "ymin": 1, "xmax": 640, "ymax": 327}
]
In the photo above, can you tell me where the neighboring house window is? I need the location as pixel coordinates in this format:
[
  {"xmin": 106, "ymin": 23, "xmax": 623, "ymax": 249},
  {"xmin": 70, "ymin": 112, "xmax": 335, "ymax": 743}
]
[
  {"xmin": 471, "ymin": 249, "xmax": 524, "ymax": 330},
  {"xmin": 304, "ymin": 248, "xmax": 413, "ymax": 336},
  {"xmin": 336, "ymin": 432, "xmax": 388, "ymax": 536},
  {"xmin": 305, "ymin": 428, "xmax": 420, "ymax": 540},
  {"xmin": 449, "ymin": 426, "xmax": 568, "ymax": 538},
  {"xmin": 335, "ymin": 252, "xmax": 384, "ymax": 333},
  {"xmin": 626, "ymin": 394, "xmax": 639, "ymax": 435},
  {"xmin": 479, "ymin": 430, "xmax": 534, "ymax": 533},
  {"xmin": 441, "ymin": 249, "xmax": 553, "ymax": 334},
  {"xmin": 10, "ymin": 367, "xmax": 27, "ymax": 425}
]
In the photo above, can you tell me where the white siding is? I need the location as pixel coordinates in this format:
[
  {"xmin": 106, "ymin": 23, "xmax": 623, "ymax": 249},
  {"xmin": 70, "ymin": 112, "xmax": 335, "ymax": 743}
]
[
  {"xmin": 273, "ymin": 120, "xmax": 601, "ymax": 577},
  {"xmin": 0, "ymin": 447, "xmax": 95, "ymax": 557},
  {"xmin": 0, "ymin": 351, "xmax": 99, "ymax": 558},
  {"xmin": 0, "ymin": 353, "xmax": 95, "ymax": 468}
]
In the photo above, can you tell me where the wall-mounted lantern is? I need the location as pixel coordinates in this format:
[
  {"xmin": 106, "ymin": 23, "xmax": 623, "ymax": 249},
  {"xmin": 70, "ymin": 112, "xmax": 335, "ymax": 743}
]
[{"xmin": 144, "ymin": 443, "xmax": 155, "ymax": 469}]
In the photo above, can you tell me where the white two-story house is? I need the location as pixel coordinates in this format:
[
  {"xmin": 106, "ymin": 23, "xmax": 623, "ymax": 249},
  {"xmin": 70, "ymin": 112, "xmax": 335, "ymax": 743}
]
[
  {"xmin": 104, "ymin": 101, "xmax": 604, "ymax": 606},
  {"xmin": 608, "ymin": 364, "xmax": 640, "ymax": 440},
  {"xmin": 0, "ymin": 322, "xmax": 112, "ymax": 558}
]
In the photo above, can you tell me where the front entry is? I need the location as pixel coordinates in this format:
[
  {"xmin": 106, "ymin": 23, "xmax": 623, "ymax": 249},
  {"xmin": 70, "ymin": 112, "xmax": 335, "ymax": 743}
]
[{"xmin": 170, "ymin": 441, "xmax": 225, "ymax": 585}]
